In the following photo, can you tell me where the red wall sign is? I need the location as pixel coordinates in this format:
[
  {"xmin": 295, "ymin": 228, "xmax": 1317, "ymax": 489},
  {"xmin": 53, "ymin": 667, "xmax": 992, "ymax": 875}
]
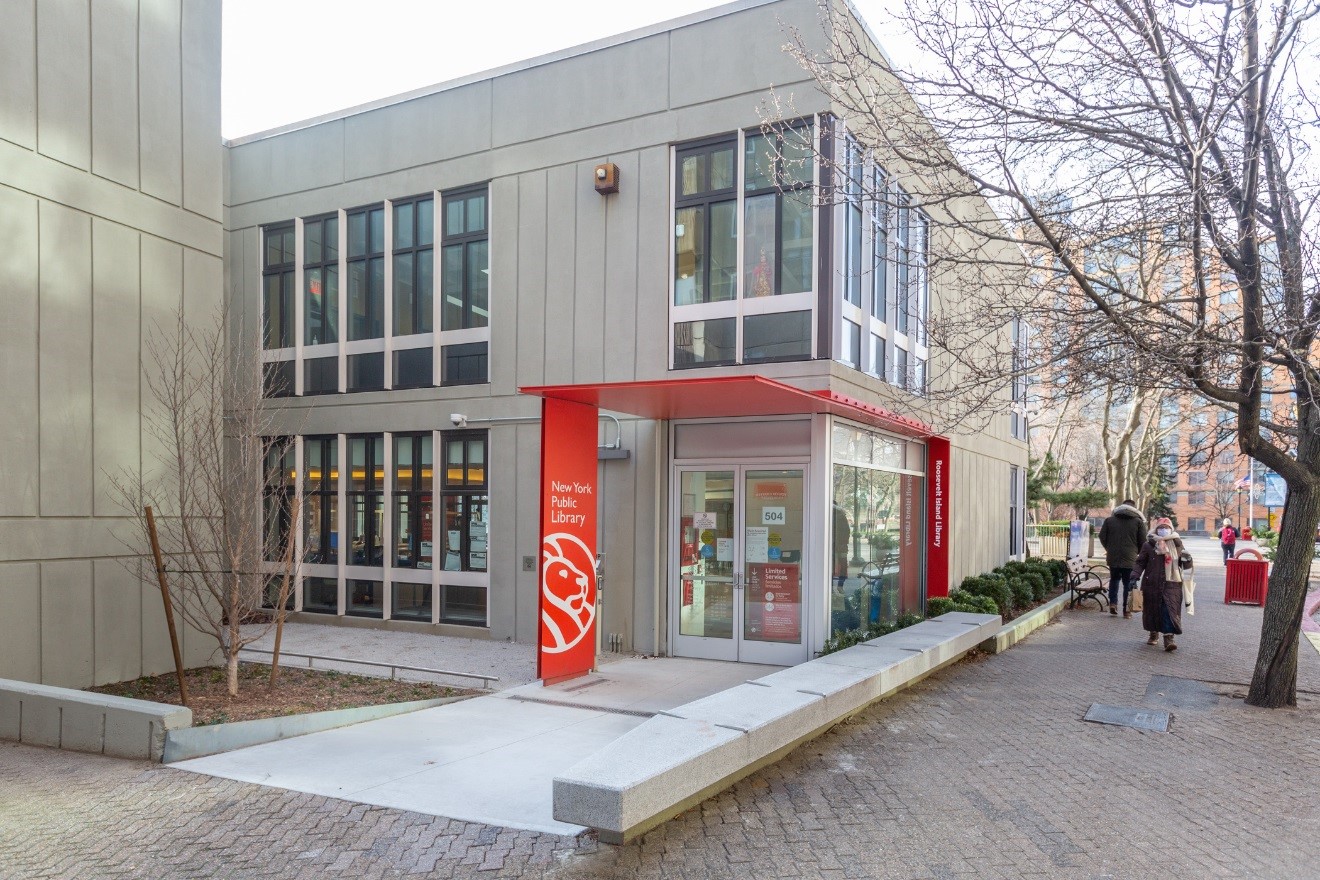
[
  {"xmin": 537, "ymin": 397, "xmax": 599, "ymax": 683},
  {"xmin": 926, "ymin": 436, "xmax": 951, "ymax": 598},
  {"xmin": 746, "ymin": 563, "xmax": 801, "ymax": 642}
]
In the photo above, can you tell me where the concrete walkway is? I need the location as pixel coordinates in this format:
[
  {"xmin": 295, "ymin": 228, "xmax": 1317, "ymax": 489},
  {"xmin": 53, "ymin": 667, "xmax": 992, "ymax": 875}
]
[{"xmin": 172, "ymin": 656, "xmax": 781, "ymax": 835}]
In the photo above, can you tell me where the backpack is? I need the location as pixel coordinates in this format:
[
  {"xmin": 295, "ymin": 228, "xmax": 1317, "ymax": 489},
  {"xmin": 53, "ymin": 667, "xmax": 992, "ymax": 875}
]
[{"xmin": 1220, "ymin": 526, "xmax": 1236, "ymax": 543}]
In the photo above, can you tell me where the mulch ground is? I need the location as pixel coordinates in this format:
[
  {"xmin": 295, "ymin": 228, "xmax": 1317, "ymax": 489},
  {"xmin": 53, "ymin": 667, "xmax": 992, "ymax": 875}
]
[{"xmin": 89, "ymin": 663, "xmax": 477, "ymax": 726}]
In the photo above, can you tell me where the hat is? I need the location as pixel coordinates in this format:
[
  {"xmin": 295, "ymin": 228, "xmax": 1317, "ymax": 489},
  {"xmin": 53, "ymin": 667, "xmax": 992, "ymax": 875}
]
[{"xmin": 1154, "ymin": 516, "xmax": 1173, "ymax": 529}]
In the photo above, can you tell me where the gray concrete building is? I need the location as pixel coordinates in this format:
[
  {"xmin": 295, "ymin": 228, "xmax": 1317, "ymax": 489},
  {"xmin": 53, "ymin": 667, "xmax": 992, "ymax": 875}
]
[
  {"xmin": 0, "ymin": 0, "xmax": 223, "ymax": 687},
  {"xmin": 0, "ymin": 0, "xmax": 1027, "ymax": 687},
  {"xmin": 227, "ymin": 0, "xmax": 1029, "ymax": 668}
]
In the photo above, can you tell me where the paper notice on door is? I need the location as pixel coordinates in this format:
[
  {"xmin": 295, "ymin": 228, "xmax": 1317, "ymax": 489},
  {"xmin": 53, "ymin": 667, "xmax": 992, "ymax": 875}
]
[
  {"xmin": 745, "ymin": 527, "xmax": 769, "ymax": 563},
  {"xmin": 693, "ymin": 511, "xmax": 716, "ymax": 530},
  {"xmin": 716, "ymin": 537, "xmax": 733, "ymax": 562}
]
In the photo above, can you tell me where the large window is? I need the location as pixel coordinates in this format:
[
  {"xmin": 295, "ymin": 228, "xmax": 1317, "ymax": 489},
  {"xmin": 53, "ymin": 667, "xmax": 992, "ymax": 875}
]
[
  {"xmin": 743, "ymin": 125, "xmax": 814, "ymax": 297},
  {"xmin": 303, "ymin": 436, "xmax": 338, "ymax": 565},
  {"xmin": 263, "ymin": 223, "xmax": 295, "ymax": 349},
  {"xmin": 843, "ymin": 136, "xmax": 864, "ymax": 309},
  {"xmin": 347, "ymin": 435, "xmax": 385, "ymax": 567},
  {"xmin": 441, "ymin": 187, "xmax": 488, "ymax": 331},
  {"xmin": 871, "ymin": 168, "xmax": 888, "ymax": 323},
  {"xmin": 303, "ymin": 214, "xmax": 338, "ymax": 345},
  {"xmin": 347, "ymin": 204, "xmax": 385, "ymax": 340},
  {"xmin": 392, "ymin": 196, "xmax": 434, "ymax": 336},
  {"xmin": 674, "ymin": 138, "xmax": 737, "ymax": 306},
  {"xmin": 441, "ymin": 432, "xmax": 488, "ymax": 573},
  {"xmin": 263, "ymin": 439, "xmax": 296, "ymax": 561},
  {"xmin": 393, "ymin": 433, "xmax": 433, "ymax": 569}
]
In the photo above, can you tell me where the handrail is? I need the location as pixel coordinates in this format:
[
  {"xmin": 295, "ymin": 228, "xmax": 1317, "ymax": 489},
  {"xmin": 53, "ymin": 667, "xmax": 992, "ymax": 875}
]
[{"xmin": 237, "ymin": 647, "xmax": 499, "ymax": 689}]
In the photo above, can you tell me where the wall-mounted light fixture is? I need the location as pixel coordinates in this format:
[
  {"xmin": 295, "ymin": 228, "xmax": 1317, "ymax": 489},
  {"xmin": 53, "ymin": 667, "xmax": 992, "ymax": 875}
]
[{"xmin": 594, "ymin": 162, "xmax": 619, "ymax": 195}]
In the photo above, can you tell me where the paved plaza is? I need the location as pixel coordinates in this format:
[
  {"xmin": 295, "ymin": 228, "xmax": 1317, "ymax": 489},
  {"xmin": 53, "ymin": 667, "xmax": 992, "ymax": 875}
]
[{"xmin": 2, "ymin": 536, "xmax": 1318, "ymax": 879}]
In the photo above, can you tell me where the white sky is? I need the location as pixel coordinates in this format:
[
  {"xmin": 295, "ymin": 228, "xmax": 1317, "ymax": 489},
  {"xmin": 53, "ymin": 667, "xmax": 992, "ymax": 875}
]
[{"xmin": 221, "ymin": 0, "xmax": 904, "ymax": 139}]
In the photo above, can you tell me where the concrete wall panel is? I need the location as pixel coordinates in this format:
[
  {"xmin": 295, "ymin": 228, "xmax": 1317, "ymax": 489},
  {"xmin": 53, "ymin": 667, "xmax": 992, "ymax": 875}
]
[
  {"xmin": 602, "ymin": 151, "xmax": 640, "ymax": 384},
  {"xmin": 93, "ymin": 558, "xmax": 141, "ymax": 685},
  {"xmin": 490, "ymin": 35, "xmax": 669, "ymax": 147},
  {"xmin": 38, "ymin": 202, "xmax": 93, "ymax": 517},
  {"xmin": 36, "ymin": 0, "xmax": 91, "ymax": 169},
  {"xmin": 92, "ymin": 219, "xmax": 141, "ymax": 517},
  {"xmin": 41, "ymin": 560, "xmax": 94, "ymax": 689},
  {"xmin": 91, "ymin": 0, "xmax": 140, "ymax": 188},
  {"xmin": 488, "ymin": 175, "xmax": 519, "ymax": 397},
  {"xmin": 0, "ymin": 0, "xmax": 38, "ymax": 149},
  {"xmin": 514, "ymin": 422, "xmax": 542, "ymax": 645},
  {"xmin": 632, "ymin": 146, "xmax": 671, "ymax": 378},
  {"xmin": 488, "ymin": 423, "xmax": 519, "ymax": 640},
  {"xmin": 227, "ymin": 122, "xmax": 345, "ymax": 206},
  {"xmin": 181, "ymin": 0, "xmax": 221, "ymax": 219},
  {"xmin": 0, "ymin": 563, "xmax": 42, "ymax": 682},
  {"xmin": 572, "ymin": 161, "xmax": 607, "ymax": 384},
  {"xmin": 0, "ymin": 186, "xmax": 40, "ymax": 516},
  {"xmin": 343, "ymin": 82, "xmax": 492, "ymax": 181},
  {"xmin": 139, "ymin": 235, "xmax": 183, "ymax": 511},
  {"xmin": 139, "ymin": 0, "xmax": 183, "ymax": 205},
  {"xmin": 542, "ymin": 165, "xmax": 577, "ymax": 385},
  {"xmin": 514, "ymin": 171, "xmax": 547, "ymax": 388}
]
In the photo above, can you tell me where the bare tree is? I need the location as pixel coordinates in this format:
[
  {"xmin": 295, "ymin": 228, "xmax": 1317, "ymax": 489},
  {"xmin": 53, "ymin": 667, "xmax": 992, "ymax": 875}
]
[
  {"xmin": 787, "ymin": 0, "xmax": 1319, "ymax": 707},
  {"xmin": 112, "ymin": 307, "xmax": 299, "ymax": 697}
]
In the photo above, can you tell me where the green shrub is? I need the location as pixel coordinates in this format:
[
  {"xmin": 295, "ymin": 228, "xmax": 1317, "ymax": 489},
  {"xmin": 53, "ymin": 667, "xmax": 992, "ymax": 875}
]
[
  {"xmin": 926, "ymin": 597, "xmax": 955, "ymax": 618},
  {"xmin": 947, "ymin": 589, "xmax": 998, "ymax": 615},
  {"xmin": 1009, "ymin": 576, "xmax": 1033, "ymax": 610},
  {"xmin": 820, "ymin": 612, "xmax": 923, "ymax": 656}
]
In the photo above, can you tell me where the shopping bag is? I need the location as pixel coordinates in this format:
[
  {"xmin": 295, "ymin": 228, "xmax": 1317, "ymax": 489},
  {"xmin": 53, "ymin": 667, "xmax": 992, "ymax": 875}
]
[
  {"xmin": 1129, "ymin": 586, "xmax": 1144, "ymax": 612},
  {"xmin": 1184, "ymin": 576, "xmax": 1196, "ymax": 615}
]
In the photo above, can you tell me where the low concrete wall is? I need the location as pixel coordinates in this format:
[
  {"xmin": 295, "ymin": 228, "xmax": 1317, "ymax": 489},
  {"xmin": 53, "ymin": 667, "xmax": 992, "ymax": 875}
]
[
  {"xmin": 0, "ymin": 678, "xmax": 191, "ymax": 762},
  {"xmin": 163, "ymin": 696, "xmax": 467, "ymax": 763},
  {"xmin": 981, "ymin": 591, "xmax": 1072, "ymax": 654},
  {"xmin": 553, "ymin": 612, "xmax": 1000, "ymax": 843}
]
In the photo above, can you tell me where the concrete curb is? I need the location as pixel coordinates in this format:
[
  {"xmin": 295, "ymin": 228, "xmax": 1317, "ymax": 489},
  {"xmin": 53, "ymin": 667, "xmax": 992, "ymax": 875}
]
[
  {"xmin": 981, "ymin": 590, "xmax": 1073, "ymax": 654},
  {"xmin": 0, "ymin": 679, "xmax": 191, "ymax": 762},
  {"xmin": 163, "ymin": 696, "xmax": 469, "ymax": 763}
]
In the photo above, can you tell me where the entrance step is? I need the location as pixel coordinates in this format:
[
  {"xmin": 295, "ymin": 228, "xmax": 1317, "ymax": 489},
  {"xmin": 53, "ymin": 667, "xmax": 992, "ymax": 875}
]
[{"xmin": 551, "ymin": 612, "xmax": 999, "ymax": 843}]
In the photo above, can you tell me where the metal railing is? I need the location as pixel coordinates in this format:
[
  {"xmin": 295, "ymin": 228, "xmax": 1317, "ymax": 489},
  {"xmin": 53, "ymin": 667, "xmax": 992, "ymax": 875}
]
[
  {"xmin": 237, "ymin": 647, "xmax": 499, "ymax": 690},
  {"xmin": 1025, "ymin": 524, "xmax": 1071, "ymax": 559}
]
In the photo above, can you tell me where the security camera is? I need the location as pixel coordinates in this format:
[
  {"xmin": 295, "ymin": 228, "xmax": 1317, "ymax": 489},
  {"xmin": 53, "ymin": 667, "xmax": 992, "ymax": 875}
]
[{"xmin": 450, "ymin": 413, "xmax": 467, "ymax": 428}]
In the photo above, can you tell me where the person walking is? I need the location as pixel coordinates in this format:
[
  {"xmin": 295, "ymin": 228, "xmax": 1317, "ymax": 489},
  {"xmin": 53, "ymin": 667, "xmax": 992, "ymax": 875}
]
[
  {"xmin": 1098, "ymin": 499, "xmax": 1145, "ymax": 618},
  {"xmin": 1218, "ymin": 518, "xmax": 1237, "ymax": 565},
  {"xmin": 1134, "ymin": 516, "xmax": 1186, "ymax": 651}
]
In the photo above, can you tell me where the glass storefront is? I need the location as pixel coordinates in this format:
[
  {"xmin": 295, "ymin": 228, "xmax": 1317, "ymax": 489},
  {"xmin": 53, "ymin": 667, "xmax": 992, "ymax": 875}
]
[{"xmin": 830, "ymin": 423, "xmax": 925, "ymax": 633}]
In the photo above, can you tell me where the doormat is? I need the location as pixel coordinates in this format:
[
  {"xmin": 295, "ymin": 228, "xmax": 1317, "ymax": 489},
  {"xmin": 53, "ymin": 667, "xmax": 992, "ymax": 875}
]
[{"xmin": 1083, "ymin": 704, "xmax": 1170, "ymax": 732}]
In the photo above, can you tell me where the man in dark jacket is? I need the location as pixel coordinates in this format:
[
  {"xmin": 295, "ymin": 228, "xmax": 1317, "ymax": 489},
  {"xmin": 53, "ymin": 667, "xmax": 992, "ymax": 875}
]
[{"xmin": 1099, "ymin": 499, "xmax": 1145, "ymax": 618}]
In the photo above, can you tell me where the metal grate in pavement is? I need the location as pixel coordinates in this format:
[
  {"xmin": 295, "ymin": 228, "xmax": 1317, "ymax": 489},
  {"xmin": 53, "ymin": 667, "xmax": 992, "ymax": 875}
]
[{"xmin": 1083, "ymin": 703, "xmax": 1170, "ymax": 732}]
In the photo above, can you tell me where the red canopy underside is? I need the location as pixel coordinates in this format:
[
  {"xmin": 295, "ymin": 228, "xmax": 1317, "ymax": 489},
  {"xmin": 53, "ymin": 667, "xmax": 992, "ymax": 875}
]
[{"xmin": 519, "ymin": 376, "xmax": 934, "ymax": 439}]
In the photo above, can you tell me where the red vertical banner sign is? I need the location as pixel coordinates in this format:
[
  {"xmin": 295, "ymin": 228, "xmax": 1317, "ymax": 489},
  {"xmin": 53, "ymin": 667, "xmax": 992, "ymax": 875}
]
[
  {"xmin": 925, "ymin": 436, "xmax": 952, "ymax": 599},
  {"xmin": 537, "ymin": 397, "xmax": 599, "ymax": 683}
]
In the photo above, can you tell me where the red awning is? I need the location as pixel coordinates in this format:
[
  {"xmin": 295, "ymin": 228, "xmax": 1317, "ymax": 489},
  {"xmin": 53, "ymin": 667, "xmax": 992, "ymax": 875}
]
[{"xmin": 519, "ymin": 376, "xmax": 934, "ymax": 438}]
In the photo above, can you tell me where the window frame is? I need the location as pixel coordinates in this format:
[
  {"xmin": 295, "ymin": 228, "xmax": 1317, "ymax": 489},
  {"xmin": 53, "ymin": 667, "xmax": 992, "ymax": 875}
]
[
  {"xmin": 440, "ymin": 431, "xmax": 489, "ymax": 573},
  {"xmin": 346, "ymin": 203, "xmax": 385, "ymax": 341},
  {"xmin": 440, "ymin": 185, "xmax": 490, "ymax": 332},
  {"xmin": 391, "ymin": 195, "xmax": 434, "ymax": 337},
  {"xmin": 673, "ymin": 135, "xmax": 738, "ymax": 307},
  {"xmin": 302, "ymin": 212, "xmax": 339, "ymax": 346},
  {"xmin": 262, "ymin": 222, "xmax": 295, "ymax": 350},
  {"xmin": 392, "ymin": 432, "xmax": 433, "ymax": 570},
  {"xmin": 346, "ymin": 434, "xmax": 386, "ymax": 568},
  {"xmin": 303, "ymin": 436, "xmax": 339, "ymax": 566}
]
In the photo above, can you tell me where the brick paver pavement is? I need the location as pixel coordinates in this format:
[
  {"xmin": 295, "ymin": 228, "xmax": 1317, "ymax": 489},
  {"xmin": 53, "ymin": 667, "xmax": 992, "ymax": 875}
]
[{"xmin": 3, "ymin": 537, "xmax": 1318, "ymax": 879}]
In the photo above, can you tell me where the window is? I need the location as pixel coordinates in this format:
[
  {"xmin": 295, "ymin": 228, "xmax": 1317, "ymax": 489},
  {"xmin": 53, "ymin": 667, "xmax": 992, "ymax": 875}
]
[
  {"xmin": 894, "ymin": 346, "xmax": 909, "ymax": 390},
  {"xmin": 841, "ymin": 319, "xmax": 861, "ymax": 369},
  {"xmin": 1188, "ymin": 517, "xmax": 1205, "ymax": 533},
  {"xmin": 744, "ymin": 311, "xmax": 811, "ymax": 363},
  {"xmin": 303, "ymin": 214, "xmax": 339, "ymax": 345},
  {"xmin": 393, "ymin": 433, "xmax": 433, "ymax": 570},
  {"xmin": 441, "ymin": 432, "xmax": 488, "ymax": 573},
  {"xmin": 262, "ymin": 223, "xmax": 295, "ymax": 349},
  {"xmin": 843, "ymin": 136, "xmax": 863, "ymax": 309},
  {"xmin": 743, "ymin": 124, "xmax": 814, "ymax": 297},
  {"xmin": 346, "ymin": 204, "xmax": 385, "ymax": 340},
  {"xmin": 1160, "ymin": 453, "xmax": 1178, "ymax": 479},
  {"xmin": 347, "ymin": 579, "xmax": 383, "ymax": 618},
  {"xmin": 347, "ymin": 435, "xmax": 385, "ymax": 567},
  {"xmin": 304, "ymin": 356, "xmax": 337, "ymax": 395},
  {"xmin": 394, "ymin": 347, "xmax": 434, "ymax": 389},
  {"xmin": 674, "ymin": 138, "xmax": 737, "ymax": 305},
  {"xmin": 1188, "ymin": 471, "xmax": 1207, "ymax": 486},
  {"xmin": 303, "ymin": 437, "xmax": 339, "ymax": 565},
  {"xmin": 871, "ymin": 168, "xmax": 888, "ymax": 322},
  {"xmin": 263, "ymin": 359, "xmax": 295, "ymax": 398},
  {"xmin": 674, "ymin": 318, "xmax": 736, "ymax": 367},
  {"xmin": 441, "ymin": 187, "xmax": 489, "ymax": 330},
  {"xmin": 1188, "ymin": 491, "xmax": 1206, "ymax": 505},
  {"xmin": 1009, "ymin": 465, "xmax": 1024, "ymax": 558},
  {"xmin": 303, "ymin": 576, "xmax": 338, "ymax": 614},
  {"xmin": 913, "ymin": 357, "xmax": 927, "ymax": 396},
  {"xmin": 392, "ymin": 196, "xmax": 434, "ymax": 336},
  {"xmin": 263, "ymin": 438, "xmax": 296, "ymax": 561},
  {"xmin": 347, "ymin": 352, "xmax": 384, "ymax": 392},
  {"xmin": 442, "ymin": 342, "xmax": 489, "ymax": 386},
  {"xmin": 871, "ymin": 334, "xmax": 886, "ymax": 378}
]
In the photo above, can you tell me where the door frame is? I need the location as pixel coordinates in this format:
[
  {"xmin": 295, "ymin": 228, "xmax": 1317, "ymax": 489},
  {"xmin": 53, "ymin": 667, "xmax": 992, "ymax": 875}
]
[{"xmin": 669, "ymin": 460, "xmax": 811, "ymax": 666}]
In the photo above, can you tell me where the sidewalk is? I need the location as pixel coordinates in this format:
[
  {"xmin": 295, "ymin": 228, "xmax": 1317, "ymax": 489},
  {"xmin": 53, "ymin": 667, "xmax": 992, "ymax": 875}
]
[{"xmin": 2, "ymin": 535, "xmax": 1318, "ymax": 878}]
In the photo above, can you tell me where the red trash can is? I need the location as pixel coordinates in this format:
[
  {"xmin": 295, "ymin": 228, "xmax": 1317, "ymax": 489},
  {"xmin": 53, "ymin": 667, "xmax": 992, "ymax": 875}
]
[{"xmin": 1225, "ymin": 548, "xmax": 1269, "ymax": 606}]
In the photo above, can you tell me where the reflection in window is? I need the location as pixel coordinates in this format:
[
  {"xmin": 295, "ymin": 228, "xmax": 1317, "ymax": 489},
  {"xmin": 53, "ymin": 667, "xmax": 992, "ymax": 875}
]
[
  {"xmin": 263, "ymin": 438, "xmax": 296, "ymax": 562},
  {"xmin": 392, "ymin": 196, "xmax": 434, "ymax": 336},
  {"xmin": 303, "ymin": 437, "xmax": 338, "ymax": 565},
  {"xmin": 442, "ymin": 341, "xmax": 488, "ymax": 386},
  {"xmin": 674, "ymin": 318, "xmax": 736, "ymax": 368},
  {"xmin": 303, "ymin": 214, "xmax": 338, "ymax": 345},
  {"xmin": 441, "ymin": 187, "xmax": 489, "ymax": 331},
  {"xmin": 743, "ymin": 125, "xmax": 814, "ymax": 297},
  {"xmin": 347, "ymin": 204, "xmax": 385, "ymax": 340},
  {"xmin": 262, "ymin": 223, "xmax": 295, "ymax": 349},
  {"xmin": 347, "ymin": 435, "xmax": 385, "ymax": 567},
  {"xmin": 674, "ymin": 139, "xmax": 737, "ymax": 305},
  {"xmin": 744, "ymin": 311, "xmax": 811, "ymax": 363},
  {"xmin": 347, "ymin": 579, "xmax": 383, "ymax": 618},
  {"xmin": 303, "ymin": 576, "xmax": 338, "ymax": 614},
  {"xmin": 441, "ymin": 432, "xmax": 488, "ymax": 572},
  {"xmin": 393, "ymin": 433, "xmax": 433, "ymax": 570}
]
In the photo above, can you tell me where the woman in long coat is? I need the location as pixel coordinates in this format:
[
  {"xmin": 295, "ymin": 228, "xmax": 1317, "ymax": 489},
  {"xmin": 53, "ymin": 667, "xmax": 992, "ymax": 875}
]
[{"xmin": 1133, "ymin": 516, "xmax": 1185, "ymax": 651}]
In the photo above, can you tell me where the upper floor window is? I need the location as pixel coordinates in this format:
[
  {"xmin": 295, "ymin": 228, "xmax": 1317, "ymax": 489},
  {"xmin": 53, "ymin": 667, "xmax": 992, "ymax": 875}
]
[
  {"xmin": 303, "ymin": 214, "xmax": 338, "ymax": 345},
  {"xmin": 347, "ymin": 204, "xmax": 385, "ymax": 340},
  {"xmin": 441, "ymin": 187, "xmax": 489, "ymax": 331},
  {"xmin": 871, "ymin": 168, "xmax": 888, "ymax": 322},
  {"xmin": 843, "ymin": 136, "xmax": 864, "ymax": 310},
  {"xmin": 392, "ymin": 196, "xmax": 434, "ymax": 336},
  {"xmin": 262, "ymin": 223, "xmax": 295, "ymax": 349},
  {"xmin": 744, "ymin": 125, "xmax": 813, "ymax": 297},
  {"xmin": 674, "ymin": 138, "xmax": 737, "ymax": 305}
]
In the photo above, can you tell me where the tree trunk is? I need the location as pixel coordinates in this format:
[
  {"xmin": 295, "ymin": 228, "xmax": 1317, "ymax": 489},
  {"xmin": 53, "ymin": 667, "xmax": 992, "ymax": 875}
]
[{"xmin": 1246, "ymin": 482, "xmax": 1320, "ymax": 708}]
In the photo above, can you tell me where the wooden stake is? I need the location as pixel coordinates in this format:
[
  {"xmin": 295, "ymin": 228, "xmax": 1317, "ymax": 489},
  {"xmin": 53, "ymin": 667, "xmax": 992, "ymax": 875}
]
[
  {"xmin": 145, "ymin": 506, "xmax": 189, "ymax": 707},
  {"xmin": 269, "ymin": 501, "xmax": 300, "ymax": 690}
]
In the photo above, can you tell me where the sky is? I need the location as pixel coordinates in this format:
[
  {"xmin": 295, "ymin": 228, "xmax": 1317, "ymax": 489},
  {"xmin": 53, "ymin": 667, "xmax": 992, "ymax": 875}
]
[{"xmin": 220, "ymin": 0, "xmax": 903, "ymax": 139}]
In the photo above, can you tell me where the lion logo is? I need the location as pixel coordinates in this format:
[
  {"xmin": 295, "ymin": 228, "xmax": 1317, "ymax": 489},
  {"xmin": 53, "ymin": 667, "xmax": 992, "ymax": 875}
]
[{"xmin": 541, "ymin": 532, "xmax": 596, "ymax": 654}]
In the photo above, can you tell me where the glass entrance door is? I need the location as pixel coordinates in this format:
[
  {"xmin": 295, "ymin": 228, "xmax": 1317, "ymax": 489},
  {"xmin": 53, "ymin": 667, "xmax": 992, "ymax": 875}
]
[{"xmin": 673, "ymin": 465, "xmax": 808, "ymax": 665}]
